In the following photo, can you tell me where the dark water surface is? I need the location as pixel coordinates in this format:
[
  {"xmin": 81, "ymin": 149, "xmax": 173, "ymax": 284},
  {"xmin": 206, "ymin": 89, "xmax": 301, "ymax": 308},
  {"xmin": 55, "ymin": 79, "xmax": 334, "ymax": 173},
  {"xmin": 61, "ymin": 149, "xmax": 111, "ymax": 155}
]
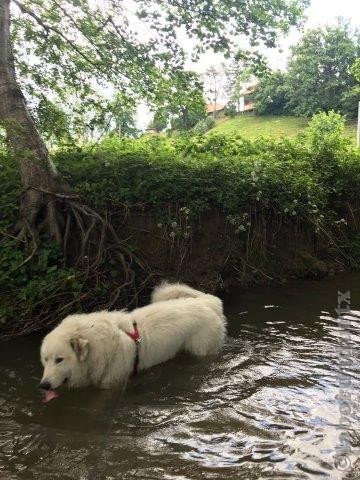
[{"xmin": 0, "ymin": 273, "xmax": 359, "ymax": 480}]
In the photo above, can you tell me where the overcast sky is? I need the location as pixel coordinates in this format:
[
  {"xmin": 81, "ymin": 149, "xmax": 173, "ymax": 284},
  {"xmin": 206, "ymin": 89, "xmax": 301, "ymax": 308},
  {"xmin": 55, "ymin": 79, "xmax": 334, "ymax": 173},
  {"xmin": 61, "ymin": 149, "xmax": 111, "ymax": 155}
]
[
  {"xmin": 268, "ymin": 0, "xmax": 360, "ymax": 70},
  {"xmin": 136, "ymin": 0, "xmax": 360, "ymax": 129}
]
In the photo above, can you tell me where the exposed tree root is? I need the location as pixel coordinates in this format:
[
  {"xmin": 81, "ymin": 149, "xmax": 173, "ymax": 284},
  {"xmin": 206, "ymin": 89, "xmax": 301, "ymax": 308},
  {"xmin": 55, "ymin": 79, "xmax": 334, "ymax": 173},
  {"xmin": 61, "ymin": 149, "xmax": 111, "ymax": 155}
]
[{"xmin": 2, "ymin": 188, "xmax": 155, "ymax": 338}]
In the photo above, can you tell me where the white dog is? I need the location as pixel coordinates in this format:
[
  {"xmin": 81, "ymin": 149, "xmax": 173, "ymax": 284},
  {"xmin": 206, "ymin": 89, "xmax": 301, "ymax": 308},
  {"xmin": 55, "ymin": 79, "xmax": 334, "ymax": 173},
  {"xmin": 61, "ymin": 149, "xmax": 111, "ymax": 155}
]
[{"xmin": 40, "ymin": 283, "xmax": 226, "ymax": 401}]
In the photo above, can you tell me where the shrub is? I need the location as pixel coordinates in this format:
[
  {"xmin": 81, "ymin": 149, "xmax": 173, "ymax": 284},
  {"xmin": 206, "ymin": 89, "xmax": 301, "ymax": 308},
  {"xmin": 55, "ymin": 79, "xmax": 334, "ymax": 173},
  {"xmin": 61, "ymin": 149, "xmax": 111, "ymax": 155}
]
[
  {"xmin": 0, "ymin": 240, "xmax": 81, "ymax": 328},
  {"xmin": 224, "ymin": 104, "xmax": 237, "ymax": 117},
  {"xmin": 304, "ymin": 111, "xmax": 348, "ymax": 154},
  {"xmin": 341, "ymin": 86, "xmax": 360, "ymax": 119},
  {"xmin": 192, "ymin": 116, "xmax": 215, "ymax": 135}
]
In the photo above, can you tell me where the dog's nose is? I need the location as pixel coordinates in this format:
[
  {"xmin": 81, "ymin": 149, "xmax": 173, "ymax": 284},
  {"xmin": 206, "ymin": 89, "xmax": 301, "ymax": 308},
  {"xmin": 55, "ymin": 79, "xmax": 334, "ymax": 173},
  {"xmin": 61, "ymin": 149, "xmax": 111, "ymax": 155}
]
[{"xmin": 40, "ymin": 380, "xmax": 51, "ymax": 390}]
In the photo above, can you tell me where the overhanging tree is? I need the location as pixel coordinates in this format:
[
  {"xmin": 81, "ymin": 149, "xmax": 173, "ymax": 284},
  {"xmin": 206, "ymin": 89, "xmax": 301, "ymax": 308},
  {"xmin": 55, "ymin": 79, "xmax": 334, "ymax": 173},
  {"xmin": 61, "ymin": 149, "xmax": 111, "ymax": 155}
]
[{"xmin": 0, "ymin": 0, "xmax": 309, "ymax": 281}]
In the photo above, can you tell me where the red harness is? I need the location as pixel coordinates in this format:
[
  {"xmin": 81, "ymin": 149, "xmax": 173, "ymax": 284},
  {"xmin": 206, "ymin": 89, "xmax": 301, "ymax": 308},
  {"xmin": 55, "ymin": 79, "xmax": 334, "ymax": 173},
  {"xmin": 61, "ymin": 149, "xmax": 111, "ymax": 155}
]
[{"xmin": 125, "ymin": 321, "xmax": 141, "ymax": 376}]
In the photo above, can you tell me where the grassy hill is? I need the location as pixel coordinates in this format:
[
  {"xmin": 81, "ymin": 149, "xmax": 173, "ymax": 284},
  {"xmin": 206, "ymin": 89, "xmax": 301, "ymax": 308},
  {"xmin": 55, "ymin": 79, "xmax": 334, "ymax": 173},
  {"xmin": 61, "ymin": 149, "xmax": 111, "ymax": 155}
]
[{"xmin": 208, "ymin": 114, "xmax": 357, "ymax": 141}]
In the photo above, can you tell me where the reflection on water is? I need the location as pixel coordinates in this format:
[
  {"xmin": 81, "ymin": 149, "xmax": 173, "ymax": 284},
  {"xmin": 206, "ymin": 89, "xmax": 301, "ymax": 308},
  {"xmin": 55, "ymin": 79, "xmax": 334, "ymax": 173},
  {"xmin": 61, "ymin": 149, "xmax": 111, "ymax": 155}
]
[{"xmin": 0, "ymin": 273, "xmax": 359, "ymax": 479}]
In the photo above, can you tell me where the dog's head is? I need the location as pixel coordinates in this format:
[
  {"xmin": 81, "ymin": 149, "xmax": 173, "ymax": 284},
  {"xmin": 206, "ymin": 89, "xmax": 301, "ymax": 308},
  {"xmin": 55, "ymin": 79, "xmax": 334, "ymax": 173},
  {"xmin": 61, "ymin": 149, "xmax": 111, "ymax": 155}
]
[{"xmin": 40, "ymin": 333, "xmax": 89, "ymax": 391}]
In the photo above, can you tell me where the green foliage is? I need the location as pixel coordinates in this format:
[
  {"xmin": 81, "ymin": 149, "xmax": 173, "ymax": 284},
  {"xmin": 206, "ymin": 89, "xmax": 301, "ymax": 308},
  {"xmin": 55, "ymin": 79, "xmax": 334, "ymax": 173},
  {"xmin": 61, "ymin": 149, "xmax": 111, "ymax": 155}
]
[
  {"xmin": 0, "ymin": 151, "xmax": 21, "ymax": 230},
  {"xmin": 50, "ymin": 126, "xmax": 347, "ymax": 223},
  {"xmin": 304, "ymin": 112, "xmax": 360, "ymax": 202},
  {"xmin": 342, "ymin": 59, "xmax": 360, "ymax": 118},
  {"xmin": 286, "ymin": 25, "xmax": 359, "ymax": 117},
  {"xmin": 0, "ymin": 240, "xmax": 80, "ymax": 325},
  {"xmin": 150, "ymin": 110, "xmax": 168, "ymax": 132},
  {"xmin": 254, "ymin": 71, "xmax": 289, "ymax": 115},
  {"xmin": 341, "ymin": 86, "xmax": 360, "ymax": 119},
  {"xmin": 151, "ymin": 72, "xmax": 206, "ymax": 132},
  {"xmin": 33, "ymin": 97, "xmax": 71, "ymax": 145},
  {"xmin": 254, "ymin": 25, "xmax": 359, "ymax": 118},
  {"xmin": 304, "ymin": 111, "xmax": 348, "ymax": 154},
  {"xmin": 93, "ymin": 94, "xmax": 139, "ymax": 139},
  {"xmin": 224, "ymin": 104, "xmax": 237, "ymax": 117},
  {"xmin": 192, "ymin": 116, "xmax": 215, "ymax": 134},
  {"xmin": 351, "ymin": 59, "xmax": 360, "ymax": 82}
]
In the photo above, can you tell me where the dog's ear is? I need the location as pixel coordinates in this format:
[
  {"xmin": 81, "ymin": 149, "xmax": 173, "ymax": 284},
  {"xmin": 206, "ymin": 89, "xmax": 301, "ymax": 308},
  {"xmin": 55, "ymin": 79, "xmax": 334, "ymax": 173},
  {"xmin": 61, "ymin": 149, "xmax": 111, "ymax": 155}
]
[{"xmin": 70, "ymin": 336, "xmax": 89, "ymax": 362}]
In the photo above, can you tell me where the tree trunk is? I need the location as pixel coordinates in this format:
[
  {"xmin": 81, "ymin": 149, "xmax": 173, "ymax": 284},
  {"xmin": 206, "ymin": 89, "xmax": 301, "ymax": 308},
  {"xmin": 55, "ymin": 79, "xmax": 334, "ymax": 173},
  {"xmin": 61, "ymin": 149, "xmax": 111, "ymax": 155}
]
[{"xmin": 0, "ymin": 0, "xmax": 70, "ymax": 241}]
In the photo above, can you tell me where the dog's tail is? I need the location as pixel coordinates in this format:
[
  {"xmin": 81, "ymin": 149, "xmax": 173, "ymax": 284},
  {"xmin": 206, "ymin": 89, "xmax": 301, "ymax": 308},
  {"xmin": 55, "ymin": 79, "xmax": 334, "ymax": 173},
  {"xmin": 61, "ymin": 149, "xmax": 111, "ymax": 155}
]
[
  {"xmin": 151, "ymin": 281, "xmax": 225, "ymax": 321},
  {"xmin": 151, "ymin": 282, "xmax": 201, "ymax": 303}
]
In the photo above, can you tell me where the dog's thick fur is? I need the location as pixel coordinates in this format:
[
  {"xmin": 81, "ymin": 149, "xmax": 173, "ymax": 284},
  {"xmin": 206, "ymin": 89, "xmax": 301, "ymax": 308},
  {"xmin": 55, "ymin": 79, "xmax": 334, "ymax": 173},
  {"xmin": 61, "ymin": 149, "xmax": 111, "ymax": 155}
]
[{"xmin": 40, "ymin": 283, "xmax": 226, "ymax": 390}]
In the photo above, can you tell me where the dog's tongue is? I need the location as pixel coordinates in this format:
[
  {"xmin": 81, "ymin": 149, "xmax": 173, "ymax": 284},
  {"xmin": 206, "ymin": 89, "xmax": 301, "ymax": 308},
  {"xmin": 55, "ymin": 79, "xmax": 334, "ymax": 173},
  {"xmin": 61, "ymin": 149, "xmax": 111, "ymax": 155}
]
[{"xmin": 42, "ymin": 389, "xmax": 58, "ymax": 403}]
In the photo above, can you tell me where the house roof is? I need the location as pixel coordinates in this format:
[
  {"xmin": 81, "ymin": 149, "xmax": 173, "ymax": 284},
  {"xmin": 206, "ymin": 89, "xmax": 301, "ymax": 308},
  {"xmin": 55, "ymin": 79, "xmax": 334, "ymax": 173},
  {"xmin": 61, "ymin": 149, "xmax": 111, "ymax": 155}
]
[
  {"xmin": 241, "ymin": 84, "xmax": 259, "ymax": 95},
  {"xmin": 206, "ymin": 102, "xmax": 225, "ymax": 114}
]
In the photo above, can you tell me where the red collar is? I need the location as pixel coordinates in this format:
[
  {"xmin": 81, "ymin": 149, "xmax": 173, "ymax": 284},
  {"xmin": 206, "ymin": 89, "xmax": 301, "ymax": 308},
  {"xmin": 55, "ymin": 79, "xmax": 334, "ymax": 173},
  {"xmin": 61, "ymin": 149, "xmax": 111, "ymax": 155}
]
[
  {"xmin": 125, "ymin": 321, "xmax": 141, "ymax": 344},
  {"xmin": 125, "ymin": 321, "xmax": 141, "ymax": 376}
]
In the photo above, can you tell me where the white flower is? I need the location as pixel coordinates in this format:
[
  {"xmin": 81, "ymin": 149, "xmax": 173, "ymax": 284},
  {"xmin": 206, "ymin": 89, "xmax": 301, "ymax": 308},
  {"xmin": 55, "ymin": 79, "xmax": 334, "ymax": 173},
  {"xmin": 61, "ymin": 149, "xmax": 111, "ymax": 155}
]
[
  {"xmin": 157, "ymin": 223, "xmax": 163, "ymax": 228},
  {"xmin": 239, "ymin": 225, "xmax": 246, "ymax": 231},
  {"xmin": 292, "ymin": 211, "xmax": 297, "ymax": 216},
  {"xmin": 171, "ymin": 222, "xmax": 177, "ymax": 228},
  {"xmin": 170, "ymin": 231, "xmax": 176, "ymax": 238}
]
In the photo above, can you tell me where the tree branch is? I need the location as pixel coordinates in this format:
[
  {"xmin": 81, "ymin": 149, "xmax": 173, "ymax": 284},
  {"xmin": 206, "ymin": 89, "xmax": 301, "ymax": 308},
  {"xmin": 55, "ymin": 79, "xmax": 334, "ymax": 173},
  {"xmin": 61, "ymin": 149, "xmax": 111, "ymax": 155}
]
[{"xmin": 12, "ymin": 0, "xmax": 101, "ymax": 70}]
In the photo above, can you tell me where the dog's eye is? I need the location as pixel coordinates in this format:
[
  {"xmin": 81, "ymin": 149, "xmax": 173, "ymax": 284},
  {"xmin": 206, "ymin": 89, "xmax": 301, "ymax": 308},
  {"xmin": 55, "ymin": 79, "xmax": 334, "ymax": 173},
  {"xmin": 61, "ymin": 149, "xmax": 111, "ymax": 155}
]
[{"xmin": 55, "ymin": 357, "xmax": 64, "ymax": 364}]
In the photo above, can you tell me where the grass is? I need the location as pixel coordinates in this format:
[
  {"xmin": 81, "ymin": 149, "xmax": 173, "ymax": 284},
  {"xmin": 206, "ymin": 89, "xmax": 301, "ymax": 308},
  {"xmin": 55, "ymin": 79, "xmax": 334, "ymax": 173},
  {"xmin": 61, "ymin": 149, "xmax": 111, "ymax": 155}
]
[
  {"xmin": 345, "ymin": 120, "xmax": 358, "ymax": 141},
  {"xmin": 209, "ymin": 114, "xmax": 308, "ymax": 137},
  {"xmin": 208, "ymin": 114, "xmax": 358, "ymax": 142}
]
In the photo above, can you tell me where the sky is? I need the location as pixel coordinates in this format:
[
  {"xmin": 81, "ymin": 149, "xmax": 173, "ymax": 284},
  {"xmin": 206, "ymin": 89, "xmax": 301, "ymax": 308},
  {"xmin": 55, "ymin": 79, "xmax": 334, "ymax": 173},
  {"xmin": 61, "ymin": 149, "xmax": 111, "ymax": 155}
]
[
  {"xmin": 267, "ymin": 0, "xmax": 360, "ymax": 70},
  {"xmin": 136, "ymin": 0, "xmax": 360, "ymax": 129}
]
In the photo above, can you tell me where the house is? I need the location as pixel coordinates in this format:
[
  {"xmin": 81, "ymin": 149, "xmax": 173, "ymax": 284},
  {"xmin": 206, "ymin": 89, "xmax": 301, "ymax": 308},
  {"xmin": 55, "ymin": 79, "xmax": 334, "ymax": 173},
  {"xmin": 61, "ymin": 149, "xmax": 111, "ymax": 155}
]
[
  {"xmin": 239, "ymin": 98, "xmax": 255, "ymax": 113},
  {"xmin": 238, "ymin": 84, "xmax": 258, "ymax": 114},
  {"xmin": 206, "ymin": 102, "xmax": 226, "ymax": 117}
]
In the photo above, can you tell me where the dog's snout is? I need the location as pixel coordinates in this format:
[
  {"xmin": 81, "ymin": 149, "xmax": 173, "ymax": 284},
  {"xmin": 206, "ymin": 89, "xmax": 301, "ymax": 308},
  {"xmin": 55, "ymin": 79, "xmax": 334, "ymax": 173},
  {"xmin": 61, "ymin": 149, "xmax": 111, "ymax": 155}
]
[{"xmin": 40, "ymin": 380, "xmax": 52, "ymax": 390}]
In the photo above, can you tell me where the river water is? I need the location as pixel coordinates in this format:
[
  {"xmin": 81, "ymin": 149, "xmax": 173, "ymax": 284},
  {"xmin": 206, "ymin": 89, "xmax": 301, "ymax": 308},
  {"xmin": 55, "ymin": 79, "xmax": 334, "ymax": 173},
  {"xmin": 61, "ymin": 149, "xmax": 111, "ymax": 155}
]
[{"xmin": 0, "ymin": 273, "xmax": 359, "ymax": 480}]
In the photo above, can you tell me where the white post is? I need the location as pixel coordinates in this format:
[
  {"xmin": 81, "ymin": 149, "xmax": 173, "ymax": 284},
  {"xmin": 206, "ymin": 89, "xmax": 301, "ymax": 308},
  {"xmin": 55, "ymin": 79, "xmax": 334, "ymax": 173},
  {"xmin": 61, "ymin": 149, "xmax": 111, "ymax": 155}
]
[{"xmin": 357, "ymin": 101, "xmax": 360, "ymax": 148}]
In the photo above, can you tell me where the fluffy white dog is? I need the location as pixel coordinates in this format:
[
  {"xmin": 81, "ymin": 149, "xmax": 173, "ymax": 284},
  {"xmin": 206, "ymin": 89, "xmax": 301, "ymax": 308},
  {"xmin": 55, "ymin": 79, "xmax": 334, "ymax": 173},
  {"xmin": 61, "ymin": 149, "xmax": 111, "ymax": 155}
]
[{"xmin": 40, "ymin": 283, "xmax": 226, "ymax": 401}]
